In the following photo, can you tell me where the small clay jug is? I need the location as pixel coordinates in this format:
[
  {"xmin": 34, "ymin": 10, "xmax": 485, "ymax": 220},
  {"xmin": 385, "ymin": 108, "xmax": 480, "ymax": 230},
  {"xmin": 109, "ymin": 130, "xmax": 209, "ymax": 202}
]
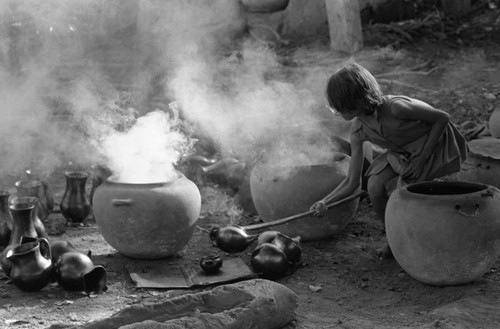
[
  {"xmin": 6, "ymin": 237, "xmax": 53, "ymax": 292},
  {"xmin": 200, "ymin": 255, "xmax": 223, "ymax": 275},
  {"xmin": 209, "ymin": 225, "xmax": 258, "ymax": 253},
  {"xmin": 54, "ymin": 252, "xmax": 107, "ymax": 296},
  {"xmin": 10, "ymin": 196, "xmax": 48, "ymax": 240},
  {"xmin": 0, "ymin": 190, "xmax": 12, "ymax": 247},
  {"xmin": 60, "ymin": 171, "xmax": 92, "ymax": 224},
  {"xmin": 1, "ymin": 236, "xmax": 37, "ymax": 277},
  {"xmin": 271, "ymin": 233, "xmax": 302, "ymax": 265},
  {"xmin": 15, "ymin": 180, "xmax": 50, "ymax": 223},
  {"xmin": 250, "ymin": 242, "xmax": 293, "ymax": 280}
]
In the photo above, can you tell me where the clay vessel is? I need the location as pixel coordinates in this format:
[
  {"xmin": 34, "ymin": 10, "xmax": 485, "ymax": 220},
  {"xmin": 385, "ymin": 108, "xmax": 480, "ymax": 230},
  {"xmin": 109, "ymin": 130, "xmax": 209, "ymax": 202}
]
[
  {"xmin": 92, "ymin": 172, "xmax": 201, "ymax": 259},
  {"xmin": 251, "ymin": 242, "xmax": 293, "ymax": 279},
  {"xmin": 241, "ymin": 0, "xmax": 289, "ymax": 12},
  {"xmin": 10, "ymin": 196, "xmax": 48, "ymax": 240},
  {"xmin": 489, "ymin": 107, "xmax": 500, "ymax": 138},
  {"xmin": 250, "ymin": 152, "xmax": 357, "ymax": 241},
  {"xmin": 386, "ymin": 181, "xmax": 500, "ymax": 286},
  {"xmin": 0, "ymin": 190, "xmax": 12, "ymax": 246},
  {"xmin": 7, "ymin": 237, "xmax": 53, "ymax": 292},
  {"xmin": 60, "ymin": 171, "xmax": 92, "ymax": 223},
  {"xmin": 55, "ymin": 252, "xmax": 107, "ymax": 296},
  {"xmin": 200, "ymin": 255, "xmax": 223, "ymax": 275},
  {"xmin": 209, "ymin": 225, "xmax": 258, "ymax": 254},
  {"xmin": 271, "ymin": 233, "xmax": 302, "ymax": 265},
  {"xmin": 15, "ymin": 179, "xmax": 51, "ymax": 222}
]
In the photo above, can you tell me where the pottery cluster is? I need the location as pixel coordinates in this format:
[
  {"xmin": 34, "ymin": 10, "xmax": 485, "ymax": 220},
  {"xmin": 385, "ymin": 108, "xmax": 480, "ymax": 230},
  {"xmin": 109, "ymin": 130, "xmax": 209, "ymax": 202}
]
[
  {"xmin": 0, "ymin": 196, "xmax": 107, "ymax": 293},
  {"xmin": 209, "ymin": 225, "xmax": 302, "ymax": 280},
  {"xmin": 251, "ymin": 231, "xmax": 302, "ymax": 280}
]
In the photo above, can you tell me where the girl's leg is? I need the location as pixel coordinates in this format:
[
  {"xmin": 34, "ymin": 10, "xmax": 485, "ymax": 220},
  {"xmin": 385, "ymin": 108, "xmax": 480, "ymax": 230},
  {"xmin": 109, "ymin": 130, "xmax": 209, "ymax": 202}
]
[
  {"xmin": 367, "ymin": 166, "xmax": 398, "ymax": 260},
  {"xmin": 367, "ymin": 166, "xmax": 398, "ymax": 222}
]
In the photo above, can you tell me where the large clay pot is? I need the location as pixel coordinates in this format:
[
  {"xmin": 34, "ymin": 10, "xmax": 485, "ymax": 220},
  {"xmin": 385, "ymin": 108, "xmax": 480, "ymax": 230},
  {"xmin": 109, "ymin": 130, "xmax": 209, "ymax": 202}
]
[
  {"xmin": 456, "ymin": 138, "xmax": 500, "ymax": 189},
  {"xmin": 386, "ymin": 181, "xmax": 500, "ymax": 286},
  {"xmin": 488, "ymin": 107, "xmax": 500, "ymax": 138},
  {"xmin": 92, "ymin": 172, "xmax": 201, "ymax": 259},
  {"xmin": 249, "ymin": 153, "xmax": 358, "ymax": 241}
]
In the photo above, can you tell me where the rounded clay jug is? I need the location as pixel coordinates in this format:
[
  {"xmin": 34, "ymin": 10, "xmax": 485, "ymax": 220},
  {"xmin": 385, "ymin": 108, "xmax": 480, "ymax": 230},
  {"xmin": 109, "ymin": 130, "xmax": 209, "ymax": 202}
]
[
  {"xmin": 15, "ymin": 180, "xmax": 51, "ymax": 222},
  {"xmin": 386, "ymin": 181, "xmax": 500, "ymax": 286},
  {"xmin": 55, "ymin": 252, "xmax": 107, "ymax": 296},
  {"xmin": 7, "ymin": 237, "xmax": 53, "ymax": 292},
  {"xmin": 250, "ymin": 152, "xmax": 358, "ymax": 241},
  {"xmin": 92, "ymin": 172, "xmax": 201, "ymax": 259},
  {"xmin": 60, "ymin": 171, "xmax": 92, "ymax": 224}
]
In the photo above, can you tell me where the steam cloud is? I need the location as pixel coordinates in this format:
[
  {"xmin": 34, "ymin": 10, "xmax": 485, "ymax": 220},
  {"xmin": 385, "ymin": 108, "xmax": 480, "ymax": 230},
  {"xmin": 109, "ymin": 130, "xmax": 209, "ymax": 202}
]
[{"xmin": 0, "ymin": 0, "xmax": 345, "ymax": 186}]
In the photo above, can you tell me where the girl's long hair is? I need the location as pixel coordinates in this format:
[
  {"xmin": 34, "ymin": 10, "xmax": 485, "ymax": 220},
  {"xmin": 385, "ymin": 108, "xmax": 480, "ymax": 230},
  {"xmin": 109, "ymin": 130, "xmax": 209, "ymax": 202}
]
[{"xmin": 326, "ymin": 62, "xmax": 383, "ymax": 115}]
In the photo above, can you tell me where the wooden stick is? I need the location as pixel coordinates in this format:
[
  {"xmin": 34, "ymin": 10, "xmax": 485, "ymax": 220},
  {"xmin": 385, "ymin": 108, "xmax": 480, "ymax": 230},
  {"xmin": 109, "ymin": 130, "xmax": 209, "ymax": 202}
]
[{"xmin": 243, "ymin": 190, "xmax": 367, "ymax": 231}]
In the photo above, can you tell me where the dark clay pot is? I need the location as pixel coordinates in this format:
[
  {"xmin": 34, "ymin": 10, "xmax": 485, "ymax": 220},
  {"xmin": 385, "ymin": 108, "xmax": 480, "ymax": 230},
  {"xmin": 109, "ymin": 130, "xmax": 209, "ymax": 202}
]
[
  {"xmin": 60, "ymin": 171, "xmax": 92, "ymax": 224},
  {"xmin": 210, "ymin": 225, "xmax": 257, "ymax": 254},
  {"xmin": 249, "ymin": 153, "xmax": 358, "ymax": 241},
  {"xmin": 92, "ymin": 172, "xmax": 201, "ymax": 259},
  {"xmin": 386, "ymin": 181, "xmax": 500, "ymax": 286},
  {"xmin": 251, "ymin": 242, "xmax": 292, "ymax": 280},
  {"xmin": 199, "ymin": 255, "xmax": 223, "ymax": 275},
  {"xmin": 15, "ymin": 180, "xmax": 51, "ymax": 222},
  {"xmin": 7, "ymin": 238, "xmax": 52, "ymax": 292},
  {"xmin": 55, "ymin": 252, "xmax": 107, "ymax": 295}
]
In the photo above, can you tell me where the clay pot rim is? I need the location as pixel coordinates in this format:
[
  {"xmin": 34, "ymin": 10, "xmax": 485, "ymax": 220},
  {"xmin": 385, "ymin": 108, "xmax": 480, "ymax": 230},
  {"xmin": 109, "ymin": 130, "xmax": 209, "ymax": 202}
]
[
  {"xmin": 15, "ymin": 180, "xmax": 42, "ymax": 188},
  {"xmin": 65, "ymin": 171, "xmax": 90, "ymax": 179},
  {"xmin": 400, "ymin": 181, "xmax": 490, "ymax": 198},
  {"xmin": 104, "ymin": 172, "xmax": 183, "ymax": 186},
  {"xmin": 9, "ymin": 196, "xmax": 38, "ymax": 210}
]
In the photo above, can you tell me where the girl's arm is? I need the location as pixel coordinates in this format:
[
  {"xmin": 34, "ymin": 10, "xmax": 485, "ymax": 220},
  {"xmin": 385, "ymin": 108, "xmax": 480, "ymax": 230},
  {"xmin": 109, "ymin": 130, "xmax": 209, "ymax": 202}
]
[
  {"xmin": 310, "ymin": 130, "xmax": 365, "ymax": 216},
  {"xmin": 391, "ymin": 98, "xmax": 450, "ymax": 179}
]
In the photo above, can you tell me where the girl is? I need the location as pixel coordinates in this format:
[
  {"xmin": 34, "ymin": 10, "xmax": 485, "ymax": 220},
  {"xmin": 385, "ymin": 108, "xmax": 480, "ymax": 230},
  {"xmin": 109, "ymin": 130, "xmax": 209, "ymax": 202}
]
[{"xmin": 310, "ymin": 62, "xmax": 468, "ymax": 258}]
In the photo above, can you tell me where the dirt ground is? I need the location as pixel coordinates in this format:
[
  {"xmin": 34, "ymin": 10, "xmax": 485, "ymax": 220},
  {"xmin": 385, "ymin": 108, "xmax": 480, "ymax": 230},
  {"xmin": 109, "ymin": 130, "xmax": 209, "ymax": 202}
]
[{"xmin": 2, "ymin": 4, "xmax": 500, "ymax": 329}]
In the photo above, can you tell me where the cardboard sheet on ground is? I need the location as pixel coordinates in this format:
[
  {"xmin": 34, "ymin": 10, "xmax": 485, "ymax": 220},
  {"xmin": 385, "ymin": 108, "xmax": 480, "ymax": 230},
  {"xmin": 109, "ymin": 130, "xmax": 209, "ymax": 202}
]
[{"xmin": 129, "ymin": 258, "xmax": 256, "ymax": 289}]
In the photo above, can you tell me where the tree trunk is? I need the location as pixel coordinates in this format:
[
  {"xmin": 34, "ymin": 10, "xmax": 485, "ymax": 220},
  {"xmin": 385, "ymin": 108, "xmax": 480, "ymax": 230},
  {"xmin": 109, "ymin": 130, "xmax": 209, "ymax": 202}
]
[{"xmin": 325, "ymin": 0, "xmax": 363, "ymax": 53}]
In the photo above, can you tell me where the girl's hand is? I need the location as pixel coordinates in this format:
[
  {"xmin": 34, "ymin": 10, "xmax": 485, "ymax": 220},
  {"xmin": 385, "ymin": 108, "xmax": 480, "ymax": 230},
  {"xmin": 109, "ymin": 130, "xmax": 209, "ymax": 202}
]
[{"xmin": 310, "ymin": 200, "xmax": 327, "ymax": 217}]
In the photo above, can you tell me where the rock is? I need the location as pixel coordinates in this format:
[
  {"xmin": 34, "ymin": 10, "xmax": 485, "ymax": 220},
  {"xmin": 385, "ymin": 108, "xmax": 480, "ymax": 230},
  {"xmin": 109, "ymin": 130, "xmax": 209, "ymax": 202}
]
[{"xmin": 48, "ymin": 279, "xmax": 298, "ymax": 329}]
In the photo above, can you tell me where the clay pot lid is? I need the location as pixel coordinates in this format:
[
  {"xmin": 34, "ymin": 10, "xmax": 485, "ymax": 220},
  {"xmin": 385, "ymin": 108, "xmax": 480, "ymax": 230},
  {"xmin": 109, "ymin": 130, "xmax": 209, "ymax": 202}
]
[{"xmin": 467, "ymin": 138, "xmax": 500, "ymax": 160}]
